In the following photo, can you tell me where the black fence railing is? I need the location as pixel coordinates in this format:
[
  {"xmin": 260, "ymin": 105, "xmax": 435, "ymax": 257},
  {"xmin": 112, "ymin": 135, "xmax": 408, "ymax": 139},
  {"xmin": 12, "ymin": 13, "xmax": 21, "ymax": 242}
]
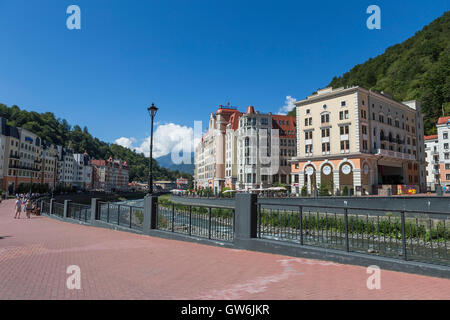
[
  {"xmin": 41, "ymin": 199, "xmax": 51, "ymax": 214},
  {"xmin": 98, "ymin": 202, "xmax": 144, "ymax": 231},
  {"xmin": 157, "ymin": 202, "xmax": 234, "ymax": 242},
  {"xmin": 257, "ymin": 203, "xmax": 449, "ymax": 266},
  {"xmin": 68, "ymin": 203, "xmax": 91, "ymax": 222},
  {"xmin": 52, "ymin": 202, "xmax": 64, "ymax": 218}
]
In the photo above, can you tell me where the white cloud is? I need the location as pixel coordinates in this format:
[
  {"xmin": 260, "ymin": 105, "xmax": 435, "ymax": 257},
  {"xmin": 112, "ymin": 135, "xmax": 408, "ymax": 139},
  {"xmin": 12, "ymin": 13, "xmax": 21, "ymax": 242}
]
[
  {"xmin": 115, "ymin": 123, "xmax": 201, "ymax": 160},
  {"xmin": 278, "ymin": 96, "xmax": 296, "ymax": 115},
  {"xmin": 114, "ymin": 137, "xmax": 137, "ymax": 149}
]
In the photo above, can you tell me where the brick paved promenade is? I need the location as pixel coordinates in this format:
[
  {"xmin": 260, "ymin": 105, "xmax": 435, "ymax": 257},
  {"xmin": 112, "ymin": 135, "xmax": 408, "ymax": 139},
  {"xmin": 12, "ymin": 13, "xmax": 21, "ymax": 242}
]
[{"xmin": 0, "ymin": 199, "xmax": 449, "ymax": 300}]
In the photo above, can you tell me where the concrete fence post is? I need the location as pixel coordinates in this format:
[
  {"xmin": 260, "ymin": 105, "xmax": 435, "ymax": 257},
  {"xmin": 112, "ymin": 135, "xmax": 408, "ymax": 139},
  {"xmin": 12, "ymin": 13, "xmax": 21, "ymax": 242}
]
[
  {"xmin": 49, "ymin": 198, "xmax": 55, "ymax": 215},
  {"xmin": 90, "ymin": 198, "xmax": 100, "ymax": 224},
  {"xmin": 234, "ymin": 193, "xmax": 258, "ymax": 242},
  {"xmin": 143, "ymin": 195, "xmax": 158, "ymax": 235},
  {"xmin": 436, "ymin": 185, "xmax": 443, "ymax": 196},
  {"xmin": 63, "ymin": 200, "xmax": 72, "ymax": 219}
]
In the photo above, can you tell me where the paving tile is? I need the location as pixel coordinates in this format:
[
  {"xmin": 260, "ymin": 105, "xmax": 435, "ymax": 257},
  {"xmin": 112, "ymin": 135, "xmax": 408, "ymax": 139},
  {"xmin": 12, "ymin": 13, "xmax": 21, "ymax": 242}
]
[{"xmin": 0, "ymin": 199, "xmax": 449, "ymax": 300}]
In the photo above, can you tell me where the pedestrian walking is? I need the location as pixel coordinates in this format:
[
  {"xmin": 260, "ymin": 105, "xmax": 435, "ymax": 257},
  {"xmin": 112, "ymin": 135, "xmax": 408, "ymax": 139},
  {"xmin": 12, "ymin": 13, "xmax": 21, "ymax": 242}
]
[
  {"xmin": 14, "ymin": 198, "xmax": 22, "ymax": 219},
  {"xmin": 25, "ymin": 199, "xmax": 33, "ymax": 219}
]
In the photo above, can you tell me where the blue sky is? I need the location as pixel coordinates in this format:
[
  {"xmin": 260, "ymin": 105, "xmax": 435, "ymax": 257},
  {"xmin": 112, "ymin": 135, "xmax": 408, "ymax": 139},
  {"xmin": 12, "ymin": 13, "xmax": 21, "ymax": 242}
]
[{"xmin": 0, "ymin": 0, "xmax": 448, "ymax": 157}]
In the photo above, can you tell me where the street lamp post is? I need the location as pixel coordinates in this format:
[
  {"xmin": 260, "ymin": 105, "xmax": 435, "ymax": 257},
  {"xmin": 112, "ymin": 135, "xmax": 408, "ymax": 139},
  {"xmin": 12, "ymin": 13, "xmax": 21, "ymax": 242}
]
[{"xmin": 147, "ymin": 103, "xmax": 158, "ymax": 195}]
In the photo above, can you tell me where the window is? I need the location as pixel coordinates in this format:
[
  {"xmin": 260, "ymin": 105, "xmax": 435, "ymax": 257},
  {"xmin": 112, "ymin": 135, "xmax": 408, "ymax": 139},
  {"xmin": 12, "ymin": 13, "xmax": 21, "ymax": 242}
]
[
  {"xmin": 444, "ymin": 132, "xmax": 448, "ymax": 140},
  {"xmin": 445, "ymin": 143, "xmax": 449, "ymax": 150},
  {"xmin": 305, "ymin": 117, "xmax": 312, "ymax": 126},
  {"xmin": 379, "ymin": 115, "xmax": 384, "ymax": 123},
  {"xmin": 321, "ymin": 128, "xmax": 330, "ymax": 137},
  {"xmin": 447, "ymin": 174, "xmax": 450, "ymax": 181},
  {"xmin": 339, "ymin": 110, "xmax": 349, "ymax": 120},
  {"xmin": 322, "ymin": 143, "xmax": 330, "ymax": 152},
  {"xmin": 446, "ymin": 164, "xmax": 450, "ymax": 170},
  {"xmin": 360, "ymin": 109, "xmax": 367, "ymax": 119},
  {"xmin": 340, "ymin": 125, "xmax": 349, "ymax": 135},
  {"xmin": 340, "ymin": 140, "xmax": 350, "ymax": 151},
  {"xmin": 321, "ymin": 114, "xmax": 329, "ymax": 123},
  {"xmin": 341, "ymin": 101, "xmax": 346, "ymax": 107},
  {"xmin": 304, "ymin": 131, "xmax": 312, "ymax": 140},
  {"xmin": 305, "ymin": 145, "xmax": 313, "ymax": 154},
  {"xmin": 363, "ymin": 140, "xmax": 368, "ymax": 150},
  {"xmin": 362, "ymin": 125, "xmax": 367, "ymax": 135}
]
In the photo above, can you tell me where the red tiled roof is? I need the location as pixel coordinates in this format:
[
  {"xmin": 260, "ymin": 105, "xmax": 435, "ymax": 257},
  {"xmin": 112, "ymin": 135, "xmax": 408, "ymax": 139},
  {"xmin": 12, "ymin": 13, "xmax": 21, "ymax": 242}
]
[
  {"xmin": 246, "ymin": 106, "xmax": 255, "ymax": 114},
  {"xmin": 91, "ymin": 160, "xmax": 106, "ymax": 167},
  {"xmin": 437, "ymin": 116, "xmax": 450, "ymax": 125},
  {"xmin": 272, "ymin": 115, "xmax": 296, "ymax": 137},
  {"xmin": 228, "ymin": 111, "xmax": 243, "ymax": 130},
  {"xmin": 424, "ymin": 135, "xmax": 438, "ymax": 141},
  {"xmin": 216, "ymin": 107, "xmax": 239, "ymax": 115}
]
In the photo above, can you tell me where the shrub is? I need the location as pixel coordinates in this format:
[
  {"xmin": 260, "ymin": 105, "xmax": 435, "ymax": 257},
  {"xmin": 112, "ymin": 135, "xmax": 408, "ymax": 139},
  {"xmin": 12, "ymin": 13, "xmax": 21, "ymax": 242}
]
[{"xmin": 301, "ymin": 186, "xmax": 308, "ymax": 197}]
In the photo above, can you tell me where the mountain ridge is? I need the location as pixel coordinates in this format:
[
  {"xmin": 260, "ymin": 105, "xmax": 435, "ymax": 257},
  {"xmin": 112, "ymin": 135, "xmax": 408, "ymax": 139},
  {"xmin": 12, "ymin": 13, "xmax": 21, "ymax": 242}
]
[{"xmin": 288, "ymin": 11, "xmax": 450, "ymax": 135}]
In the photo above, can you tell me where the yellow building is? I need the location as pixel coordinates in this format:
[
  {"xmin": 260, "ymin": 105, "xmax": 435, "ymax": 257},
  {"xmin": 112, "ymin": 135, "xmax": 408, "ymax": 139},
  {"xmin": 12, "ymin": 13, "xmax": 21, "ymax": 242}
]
[{"xmin": 290, "ymin": 87, "xmax": 426, "ymax": 196}]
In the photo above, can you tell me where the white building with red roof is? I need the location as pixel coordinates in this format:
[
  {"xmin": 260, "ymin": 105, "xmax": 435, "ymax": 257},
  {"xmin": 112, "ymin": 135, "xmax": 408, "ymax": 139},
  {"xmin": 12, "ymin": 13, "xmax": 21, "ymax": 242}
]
[
  {"xmin": 194, "ymin": 105, "xmax": 297, "ymax": 193},
  {"xmin": 424, "ymin": 135, "xmax": 439, "ymax": 190},
  {"xmin": 91, "ymin": 157, "xmax": 129, "ymax": 192},
  {"xmin": 437, "ymin": 116, "xmax": 450, "ymax": 189}
]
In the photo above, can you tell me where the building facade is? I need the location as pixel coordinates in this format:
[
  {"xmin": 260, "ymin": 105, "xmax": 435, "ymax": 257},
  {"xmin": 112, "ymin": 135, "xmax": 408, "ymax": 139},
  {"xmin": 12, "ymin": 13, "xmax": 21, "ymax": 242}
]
[
  {"xmin": 290, "ymin": 87, "xmax": 426, "ymax": 196},
  {"xmin": 437, "ymin": 116, "xmax": 450, "ymax": 189},
  {"xmin": 91, "ymin": 157, "xmax": 129, "ymax": 192},
  {"xmin": 40, "ymin": 141, "xmax": 58, "ymax": 190},
  {"xmin": 424, "ymin": 135, "xmax": 440, "ymax": 190},
  {"xmin": 194, "ymin": 106, "xmax": 242, "ymax": 193},
  {"xmin": 194, "ymin": 105, "xmax": 297, "ymax": 193},
  {"xmin": 73, "ymin": 152, "xmax": 93, "ymax": 190}
]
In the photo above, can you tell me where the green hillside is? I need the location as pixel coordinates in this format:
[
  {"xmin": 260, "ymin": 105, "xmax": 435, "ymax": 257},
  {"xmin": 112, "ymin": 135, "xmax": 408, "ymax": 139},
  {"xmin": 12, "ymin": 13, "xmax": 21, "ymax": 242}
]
[
  {"xmin": 0, "ymin": 103, "xmax": 192, "ymax": 183},
  {"xmin": 289, "ymin": 11, "xmax": 450, "ymax": 135}
]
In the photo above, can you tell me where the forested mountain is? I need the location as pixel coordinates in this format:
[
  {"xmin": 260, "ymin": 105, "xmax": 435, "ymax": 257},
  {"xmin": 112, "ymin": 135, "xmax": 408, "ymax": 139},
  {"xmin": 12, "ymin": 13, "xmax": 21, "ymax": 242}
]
[
  {"xmin": 156, "ymin": 153, "xmax": 195, "ymax": 175},
  {"xmin": 289, "ymin": 11, "xmax": 450, "ymax": 135},
  {"xmin": 0, "ymin": 103, "xmax": 192, "ymax": 182}
]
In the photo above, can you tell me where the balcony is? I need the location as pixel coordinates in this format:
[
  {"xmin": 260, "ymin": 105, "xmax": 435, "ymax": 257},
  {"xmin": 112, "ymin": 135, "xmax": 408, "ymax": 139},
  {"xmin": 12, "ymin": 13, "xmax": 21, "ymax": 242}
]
[
  {"xmin": 375, "ymin": 149, "xmax": 416, "ymax": 161},
  {"xmin": 10, "ymin": 154, "xmax": 20, "ymax": 160}
]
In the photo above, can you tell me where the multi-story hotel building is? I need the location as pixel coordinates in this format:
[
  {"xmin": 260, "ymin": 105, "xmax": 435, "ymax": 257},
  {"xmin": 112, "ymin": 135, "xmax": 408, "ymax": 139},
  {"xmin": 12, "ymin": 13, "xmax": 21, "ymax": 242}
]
[
  {"xmin": 437, "ymin": 116, "xmax": 450, "ymax": 189},
  {"xmin": 40, "ymin": 141, "xmax": 58, "ymax": 190},
  {"xmin": 91, "ymin": 157, "xmax": 129, "ymax": 192},
  {"xmin": 424, "ymin": 135, "xmax": 440, "ymax": 191},
  {"xmin": 73, "ymin": 152, "xmax": 93, "ymax": 190},
  {"xmin": 194, "ymin": 105, "xmax": 296, "ymax": 193},
  {"xmin": 0, "ymin": 118, "xmax": 20, "ymax": 192},
  {"xmin": 195, "ymin": 106, "xmax": 242, "ymax": 192},
  {"xmin": 290, "ymin": 87, "xmax": 426, "ymax": 195},
  {"xmin": 57, "ymin": 145, "xmax": 75, "ymax": 188}
]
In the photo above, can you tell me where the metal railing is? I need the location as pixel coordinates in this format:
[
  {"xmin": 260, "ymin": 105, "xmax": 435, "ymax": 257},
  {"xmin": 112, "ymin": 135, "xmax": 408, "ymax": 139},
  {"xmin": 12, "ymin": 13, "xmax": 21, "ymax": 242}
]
[
  {"xmin": 258, "ymin": 203, "xmax": 449, "ymax": 266},
  {"xmin": 98, "ymin": 202, "xmax": 144, "ymax": 231},
  {"xmin": 52, "ymin": 202, "xmax": 64, "ymax": 218},
  {"xmin": 68, "ymin": 203, "xmax": 91, "ymax": 222},
  {"xmin": 157, "ymin": 202, "xmax": 234, "ymax": 242},
  {"xmin": 41, "ymin": 199, "xmax": 51, "ymax": 214}
]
